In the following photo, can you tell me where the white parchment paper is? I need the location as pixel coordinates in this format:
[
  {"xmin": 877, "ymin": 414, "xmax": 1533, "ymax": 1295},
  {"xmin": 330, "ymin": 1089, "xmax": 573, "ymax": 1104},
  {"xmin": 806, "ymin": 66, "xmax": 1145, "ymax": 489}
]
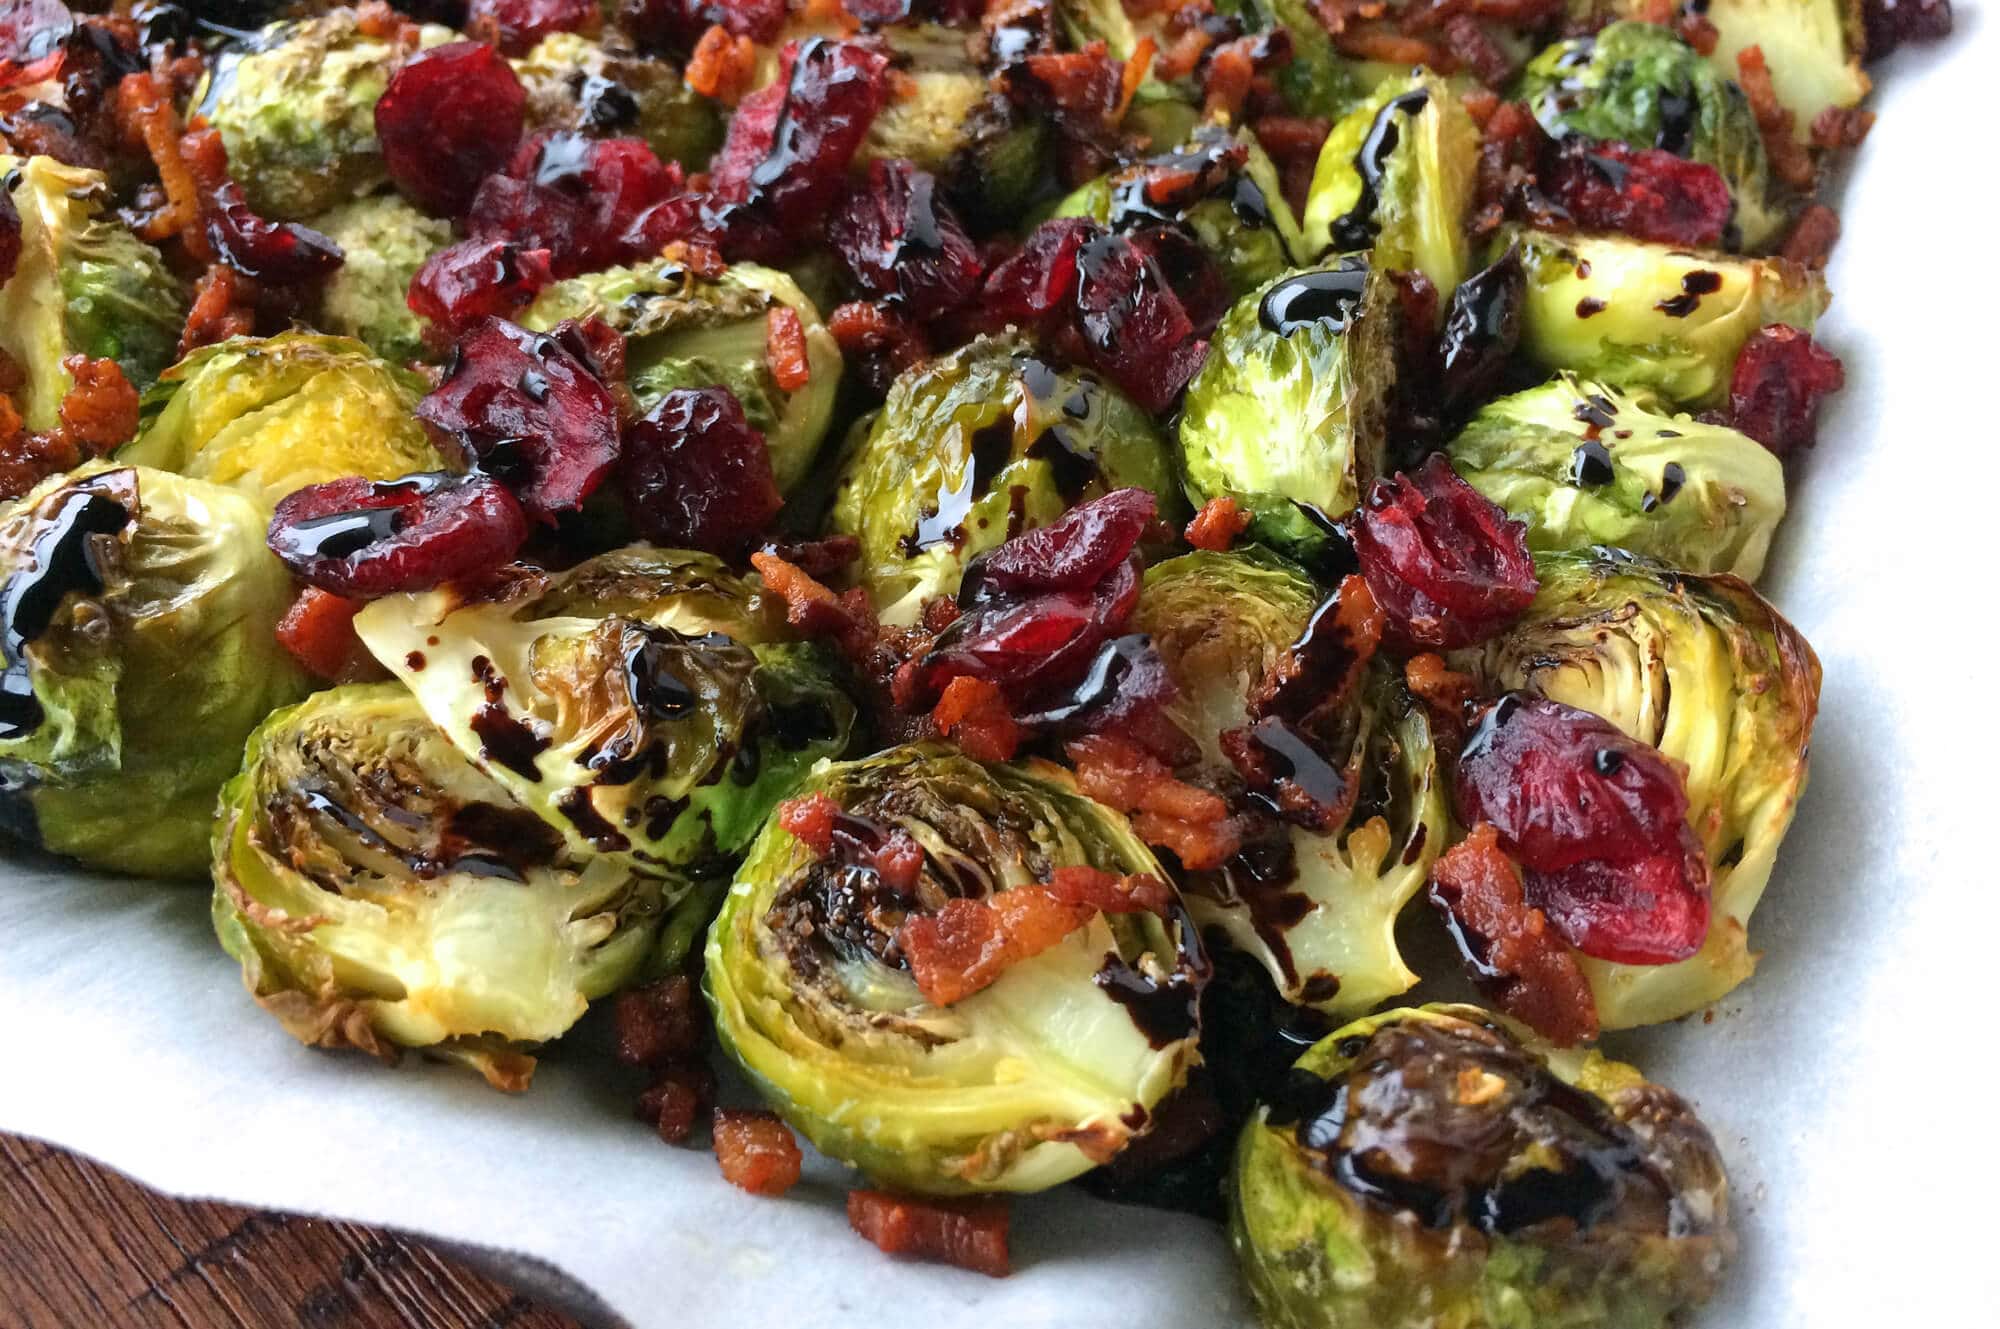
[{"xmin": 4, "ymin": 21, "xmax": 1998, "ymax": 1328}]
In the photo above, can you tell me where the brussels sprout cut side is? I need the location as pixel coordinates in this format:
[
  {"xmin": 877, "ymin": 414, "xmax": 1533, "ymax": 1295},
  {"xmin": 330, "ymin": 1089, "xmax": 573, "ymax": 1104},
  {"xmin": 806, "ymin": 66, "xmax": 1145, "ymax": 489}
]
[
  {"xmin": 1231, "ymin": 1005, "xmax": 1734, "ymax": 1329},
  {"xmin": 707, "ymin": 744, "xmax": 1207, "ymax": 1195}
]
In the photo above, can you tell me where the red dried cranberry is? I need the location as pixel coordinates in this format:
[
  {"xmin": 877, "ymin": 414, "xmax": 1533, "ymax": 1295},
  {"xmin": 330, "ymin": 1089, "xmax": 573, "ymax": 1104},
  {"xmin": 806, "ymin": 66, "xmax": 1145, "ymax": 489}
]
[
  {"xmin": 1455, "ymin": 693, "xmax": 1691, "ymax": 872},
  {"xmin": 1128, "ymin": 225, "xmax": 1232, "ymax": 338},
  {"xmin": 416, "ymin": 318, "xmax": 622, "ymax": 523},
  {"xmin": 477, "ymin": 132, "xmax": 682, "ymax": 274},
  {"xmin": 1074, "ymin": 230, "xmax": 1207, "ymax": 412},
  {"xmin": 1437, "ymin": 248, "xmax": 1525, "ymax": 420},
  {"xmin": 920, "ymin": 563, "xmax": 1139, "ymax": 701},
  {"xmin": 1727, "ymin": 324, "xmax": 1845, "ymax": 458},
  {"xmin": 1010, "ymin": 633, "xmax": 1182, "ymax": 745},
  {"xmin": 408, "ymin": 238, "xmax": 555, "ymax": 335},
  {"xmin": 466, "ymin": 0, "xmax": 597, "ymax": 55},
  {"xmin": 1523, "ymin": 827, "xmax": 1711, "ymax": 965},
  {"xmin": 980, "ymin": 218, "xmax": 1095, "ymax": 327},
  {"xmin": 619, "ymin": 385, "xmax": 783, "ymax": 554},
  {"xmin": 1545, "ymin": 139, "xmax": 1733, "ymax": 249},
  {"xmin": 267, "ymin": 472, "xmax": 529, "ymax": 598},
  {"xmin": 621, "ymin": 0, "xmax": 784, "ymax": 55},
  {"xmin": 1353, "ymin": 455, "xmax": 1537, "ymax": 651},
  {"xmin": 827, "ymin": 159, "xmax": 983, "ymax": 321},
  {"xmin": 204, "ymin": 182, "xmax": 344, "ymax": 284},
  {"xmin": 376, "ymin": 41, "xmax": 527, "ymax": 217},
  {"xmin": 973, "ymin": 486, "xmax": 1153, "ymax": 594},
  {"xmin": 1863, "ymin": 0, "xmax": 1951, "ymax": 58},
  {"xmin": 466, "ymin": 176, "xmax": 590, "ymax": 271}
]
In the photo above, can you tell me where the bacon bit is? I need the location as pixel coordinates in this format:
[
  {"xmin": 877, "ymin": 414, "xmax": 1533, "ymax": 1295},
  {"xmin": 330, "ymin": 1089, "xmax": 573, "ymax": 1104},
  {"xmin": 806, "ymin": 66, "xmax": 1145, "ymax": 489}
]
[
  {"xmin": 1253, "ymin": 113, "xmax": 1331, "ymax": 217},
  {"xmin": 1780, "ymin": 203, "xmax": 1841, "ymax": 270},
  {"xmin": 874, "ymin": 830, "xmax": 926, "ymax": 893},
  {"xmin": 687, "ymin": 25, "xmax": 758, "ymax": 106},
  {"xmin": 638, "ymin": 1062, "xmax": 715, "ymax": 1144},
  {"xmin": 1115, "ymin": 36, "xmax": 1155, "ymax": 122},
  {"xmin": 275, "ymin": 587, "xmax": 368, "ymax": 682},
  {"xmin": 659, "ymin": 238, "xmax": 728, "ymax": 279},
  {"xmin": 1249, "ymin": 575, "xmax": 1383, "ymax": 725},
  {"xmin": 1734, "ymin": 47, "xmax": 1815, "ymax": 191},
  {"xmin": 1810, "ymin": 106, "xmax": 1875, "ymax": 150},
  {"xmin": 1460, "ymin": 87, "xmax": 1501, "ymax": 127},
  {"xmin": 848, "ymin": 1191, "xmax": 1011, "ymax": 1278},
  {"xmin": 179, "ymin": 264, "xmax": 256, "ymax": 356},
  {"xmin": 1333, "ymin": 26, "xmax": 1442, "ymax": 67},
  {"xmin": 1184, "ymin": 495, "xmax": 1250, "ymax": 552},
  {"xmin": 115, "ymin": 72, "xmax": 207, "ymax": 258},
  {"xmin": 1404, "ymin": 652, "xmax": 1479, "ymax": 752},
  {"xmin": 1066, "ymin": 733, "xmax": 1240, "ymax": 870},
  {"xmin": 712, "ymin": 1109, "xmax": 803, "ymax": 1196},
  {"xmin": 1471, "ymin": 100, "xmax": 1559, "ymax": 239},
  {"xmin": 611, "ymin": 975, "xmax": 703, "ymax": 1067},
  {"xmin": 1046, "ymin": 864, "xmax": 1173, "ymax": 916},
  {"xmin": 1676, "ymin": 11, "xmax": 1719, "ymax": 54},
  {"xmin": 1200, "ymin": 37, "xmax": 1258, "ymax": 120},
  {"xmin": 776, "ymin": 791, "xmax": 843, "ymax": 855},
  {"xmin": 178, "ymin": 125, "xmax": 230, "ymax": 196},
  {"xmin": 827, "ymin": 300, "xmax": 932, "ymax": 396},
  {"xmin": 932, "ymin": 676, "xmax": 1024, "ymax": 763},
  {"xmin": 759, "ymin": 534, "xmax": 860, "ymax": 582},
  {"xmin": 901, "ymin": 888, "xmax": 1090, "ymax": 1006},
  {"xmin": 53, "ymin": 356, "xmax": 138, "ymax": 453},
  {"xmin": 352, "ymin": 0, "xmax": 420, "ymax": 42},
  {"xmin": 1152, "ymin": 26, "xmax": 1212, "ymax": 82},
  {"xmin": 750, "ymin": 550, "xmax": 876, "ymax": 657},
  {"xmin": 765, "ymin": 305, "xmax": 812, "ymax": 392},
  {"xmin": 1429, "ymin": 823, "xmax": 1599, "ymax": 1047}
]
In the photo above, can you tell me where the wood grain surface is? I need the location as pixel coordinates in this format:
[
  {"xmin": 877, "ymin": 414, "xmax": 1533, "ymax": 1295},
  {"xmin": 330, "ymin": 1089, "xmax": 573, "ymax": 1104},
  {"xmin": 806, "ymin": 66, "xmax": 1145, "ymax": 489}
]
[{"xmin": 0, "ymin": 1133, "xmax": 588, "ymax": 1329}]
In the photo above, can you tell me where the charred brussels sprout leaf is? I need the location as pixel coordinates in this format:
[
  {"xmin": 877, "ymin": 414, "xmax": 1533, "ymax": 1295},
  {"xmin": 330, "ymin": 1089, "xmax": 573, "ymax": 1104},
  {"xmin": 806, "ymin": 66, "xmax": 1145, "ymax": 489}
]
[
  {"xmin": 1177, "ymin": 260, "xmax": 1397, "ymax": 562},
  {"xmin": 0, "ymin": 156, "xmax": 188, "ymax": 431},
  {"xmin": 312, "ymin": 193, "xmax": 455, "ymax": 365},
  {"xmin": 521, "ymin": 260, "xmax": 839, "ymax": 494},
  {"xmin": 1511, "ymin": 228, "xmax": 1826, "ymax": 407},
  {"xmin": 513, "ymin": 32, "xmax": 724, "ymax": 170},
  {"xmin": 121, "ymin": 333, "xmax": 446, "ymax": 513},
  {"xmin": 1134, "ymin": 552, "xmax": 1445, "ymax": 1016},
  {"xmin": 706, "ymin": 743, "xmax": 1206, "ymax": 1194},
  {"xmin": 211, "ymin": 683, "xmax": 669, "ymax": 1091},
  {"xmin": 1452, "ymin": 549, "xmax": 1820, "ymax": 1028},
  {"xmin": 0, "ymin": 465, "xmax": 309, "ymax": 878},
  {"xmin": 1232, "ymin": 1004, "xmax": 1734, "ymax": 1329},
  {"xmin": 1448, "ymin": 374, "xmax": 1786, "ymax": 580},
  {"xmin": 829, "ymin": 334, "xmax": 1181, "ymax": 624}
]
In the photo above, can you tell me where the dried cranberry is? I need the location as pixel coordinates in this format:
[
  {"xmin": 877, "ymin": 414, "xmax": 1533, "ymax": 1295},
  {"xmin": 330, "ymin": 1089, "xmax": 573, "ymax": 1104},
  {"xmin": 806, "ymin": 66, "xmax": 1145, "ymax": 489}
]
[
  {"xmin": 407, "ymin": 238, "xmax": 555, "ymax": 335},
  {"xmin": 619, "ymin": 386, "xmax": 783, "ymax": 554},
  {"xmin": 919, "ymin": 565, "xmax": 1136, "ymax": 702},
  {"xmin": 376, "ymin": 41, "xmax": 527, "ymax": 217},
  {"xmin": 204, "ymin": 182, "xmax": 344, "ymax": 284},
  {"xmin": 1353, "ymin": 455, "xmax": 1537, "ymax": 651},
  {"xmin": 1863, "ymin": 0, "xmax": 1951, "ymax": 58},
  {"xmin": 416, "ymin": 318, "xmax": 622, "ymax": 523},
  {"xmin": 466, "ymin": 0, "xmax": 597, "ymax": 55},
  {"xmin": 267, "ymin": 472, "xmax": 529, "ymax": 598},
  {"xmin": 1074, "ymin": 231, "xmax": 1208, "ymax": 412},
  {"xmin": 621, "ymin": 0, "xmax": 784, "ymax": 55},
  {"xmin": 827, "ymin": 159, "xmax": 983, "ymax": 321},
  {"xmin": 466, "ymin": 176, "xmax": 590, "ymax": 270},
  {"xmin": 1011, "ymin": 632, "xmax": 1181, "ymax": 741},
  {"xmin": 477, "ymin": 131, "xmax": 681, "ymax": 274},
  {"xmin": 1524, "ymin": 828, "xmax": 1711, "ymax": 965},
  {"xmin": 1544, "ymin": 139, "xmax": 1733, "ymax": 249},
  {"xmin": 980, "ymin": 218, "xmax": 1095, "ymax": 326},
  {"xmin": 1726, "ymin": 324, "xmax": 1845, "ymax": 458},
  {"xmin": 1128, "ymin": 226, "xmax": 1232, "ymax": 339}
]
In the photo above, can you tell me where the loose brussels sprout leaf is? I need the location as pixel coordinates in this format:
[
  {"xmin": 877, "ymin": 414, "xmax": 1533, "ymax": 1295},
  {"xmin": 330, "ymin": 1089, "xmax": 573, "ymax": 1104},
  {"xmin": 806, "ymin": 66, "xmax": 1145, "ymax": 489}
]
[
  {"xmin": 1448, "ymin": 373, "xmax": 1786, "ymax": 580},
  {"xmin": 1232, "ymin": 1004, "xmax": 1734, "ymax": 1329},
  {"xmin": 1134, "ymin": 552, "xmax": 1446, "ymax": 1016},
  {"xmin": 0, "ymin": 156, "xmax": 188, "ymax": 431},
  {"xmin": 354, "ymin": 548, "xmax": 857, "ymax": 874},
  {"xmin": 312, "ymin": 193, "xmax": 454, "ymax": 365},
  {"xmin": 706, "ymin": 743, "xmax": 1206, "ymax": 1194},
  {"xmin": 1516, "ymin": 21, "xmax": 1786, "ymax": 249},
  {"xmin": 1512, "ymin": 227, "xmax": 1827, "ymax": 407},
  {"xmin": 1301, "ymin": 70, "xmax": 1479, "ymax": 300},
  {"xmin": 513, "ymin": 32, "xmax": 725, "ymax": 170},
  {"xmin": 212, "ymin": 683, "xmax": 668, "ymax": 1091},
  {"xmin": 828, "ymin": 334, "xmax": 1182, "ymax": 624},
  {"xmin": 197, "ymin": 11, "xmax": 454, "ymax": 220},
  {"xmin": 1177, "ymin": 259, "xmax": 1397, "ymax": 561},
  {"xmin": 1053, "ymin": 126, "xmax": 1309, "ymax": 300},
  {"xmin": 521, "ymin": 260, "xmax": 839, "ymax": 494},
  {"xmin": 0, "ymin": 464, "xmax": 309, "ymax": 878},
  {"xmin": 1701, "ymin": 0, "xmax": 1869, "ymax": 143},
  {"xmin": 1452, "ymin": 549, "xmax": 1820, "ymax": 1028},
  {"xmin": 120, "ymin": 333, "xmax": 446, "ymax": 513}
]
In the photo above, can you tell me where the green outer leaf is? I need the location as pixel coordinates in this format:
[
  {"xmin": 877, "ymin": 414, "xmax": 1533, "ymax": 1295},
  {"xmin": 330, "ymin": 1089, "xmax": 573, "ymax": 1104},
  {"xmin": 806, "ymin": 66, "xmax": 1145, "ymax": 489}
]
[{"xmin": 312, "ymin": 194, "xmax": 455, "ymax": 365}]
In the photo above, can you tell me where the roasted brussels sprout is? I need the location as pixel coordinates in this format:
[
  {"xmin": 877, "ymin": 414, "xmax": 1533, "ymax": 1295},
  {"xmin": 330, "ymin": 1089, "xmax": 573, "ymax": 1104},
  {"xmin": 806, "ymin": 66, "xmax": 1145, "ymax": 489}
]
[
  {"xmin": 513, "ymin": 32, "xmax": 724, "ymax": 170},
  {"xmin": 828, "ymin": 334, "xmax": 1181, "ymax": 623},
  {"xmin": 706, "ymin": 743, "xmax": 1207, "ymax": 1194},
  {"xmin": 520, "ymin": 260, "xmax": 839, "ymax": 494},
  {"xmin": 212, "ymin": 683, "xmax": 669, "ymax": 1091},
  {"xmin": 1453, "ymin": 549, "xmax": 1820, "ymax": 1028},
  {"xmin": 312, "ymin": 193, "xmax": 454, "ymax": 364},
  {"xmin": 1701, "ymin": 0, "xmax": 1868, "ymax": 141},
  {"xmin": 353, "ymin": 548, "xmax": 856, "ymax": 874},
  {"xmin": 197, "ymin": 10, "xmax": 455, "ymax": 220},
  {"xmin": 1231, "ymin": 1004, "xmax": 1734, "ymax": 1329},
  {"xmin": 0, "ymin": 155, "xmax": 188, "ymax": 430},
  {"xmin": 1517, "ymin": 22, "xmax": 1786, "ymax": 249},
  {"xmin": 1301, "ymin": 70, "xmax": 1478, "ymax": 300},
  {"xmin": 855, "ymin": 24, "xmax": 991, "ymax": 173},
  {"xmin": 1512, "ymin": 228, "xmax": 1827, "ymax": 407},
  {"xmin": 1177, "ymin": 259, "xmax": 1397, "ymax": 561},
  {"xmin": 1447, "ymin": 374, "xmax": 1786, "ymax": 580},
  {"xmin": 120, "ymin": 333, "xmax": 447, "ymax": 512},
  {"xmin": 1133, "ymin": 552, "xmax": 1446, "ymax": 1016},
  {"xmin": 0, "ymin": 464, "xmax": 309, "ymax": 878},
  {"xmin": 1214, "ymin": 0, "xmax": 1371, "ymax": 118}
]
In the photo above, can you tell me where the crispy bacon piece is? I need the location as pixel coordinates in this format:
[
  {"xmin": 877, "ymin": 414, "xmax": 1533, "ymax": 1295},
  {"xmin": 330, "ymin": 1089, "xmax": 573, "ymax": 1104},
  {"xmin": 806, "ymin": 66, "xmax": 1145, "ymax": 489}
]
[
  {"xmin": 611, "ymin": 975, "xmax": 704, "ymax": 1067},
  {"xmin": 712, "ymin": 1109, "xmax": 803, "ymax": 1196},
  {"xmin": 1184, "ymin": 495, "xmax": 1250, "ymax": 552},
  {"xmin": 1781, "ymin": 202, "xmax": 1841, "ymax": 270},
  {"xmin": 180, "ymin": 264, "xmax": 257, "ymax": 355},
  {"xmin": 1249, "ymin": 575, "xmax": 1383, "ymax": 724},
  {"xmin": 848, "ymin": 1191, "xmax": 1011, "ymax": 1277},
  {"xmin": 765, "ymin": 305, "xmax": 812, "ymax": 392},
  {"xmin": 1066, "ymin": 733, "xmax": 1239, "ymax": 870},
  {"xmin": 900, "ymin": 888, "xmax": 1092, "ymax": 1006},
  {"xmin": 1810, "ymin": 106, "xmax": 1875, "ymax": 149},
  {"xmin": 116, "ymin": 72, "xmax": 206, "ymax": 256},
  {"xmin": 639, "ymin": 1062, "xmax": 715, "ymax": 1144},
  {"xmin": 1734, "ymin": 46, "xmax": 1815, "ymax": 191},
  {"xmin": 931, "ymin": 676, "xmax": 1024, "ymax": 763},
  {"xmin": 0, "ymin": 355, "xmax": 141, "ymax": 501},
  {"xmin": 274, "ymin": 588, "xmax": 368, "ymax": 682},
  {"xmin": 776, "ymin": 791, "xmax": 843, "ymax": 855},
  {"xmin": 686, "ymin": 24, "xmax": 758, "ymax": 104},
  {"xmin": 1045, "ymin": 864, "xmax": 1173, "ymax": 917}
]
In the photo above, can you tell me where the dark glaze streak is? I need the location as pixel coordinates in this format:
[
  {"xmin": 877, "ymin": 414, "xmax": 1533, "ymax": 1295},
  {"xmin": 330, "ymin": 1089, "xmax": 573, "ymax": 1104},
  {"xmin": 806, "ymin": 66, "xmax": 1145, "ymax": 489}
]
[
  {"xmin": 1329, "ymin": 90, "xmax": 1429, "ymax": 251},
  {"xmin": 0, "ymin": 484, "xmax": 132, "ymax": 740},
  {"xmin": 1654, "ymin": 269, "xmax": 1722, "ymax": 318},
  {"xmin": 1575, "ymin": 296, "xmax": 1607, "ymax": 319},
  {"xmin": 1092, "ymin": 903, "xmax": 1209, "ymax": 1048},
  {"xmin": 908, "ymin": 418, "xmax": 1015, "ymax": 553},
  {"xmin": 1259, "ymin": 260, "xmax": 1371, "ymax": 338},
  {"xmin": 467, "ymin": 655, "xmax": 548, "ymax": 782},
  {"xmin": 556, "ymin": 788, "xmax": 632, "ymax": 853},
  {"xmin": 1568, "ymin": 440, "xmax": 1616, "ymax": 487},
  {"xmin": 1641, "ymin": 462, "xmax": 1687, "ymax": 512}
]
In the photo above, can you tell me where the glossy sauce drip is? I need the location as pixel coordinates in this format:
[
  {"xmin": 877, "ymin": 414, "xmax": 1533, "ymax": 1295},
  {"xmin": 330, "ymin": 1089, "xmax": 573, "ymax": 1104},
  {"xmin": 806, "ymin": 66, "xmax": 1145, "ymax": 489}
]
[
  {"xmin": 1207, "ymin": 824, "xmax": 1311, "ymax": 986},
  {"xmin": 0, "ymin": 487, "xmax": 132, "ymax": 741},
  {"xmin": 556, "ymin": 788, "xmax": 631, "ymax": 853},
  {"xmin": 1258, "ymin": 260, "xmax": 1371, "ymax": 338},
  {"xmin": 270, "ymin": 506, "xmax": 403, "ymax": 563},
  {"xmin": 1569, "ymin": 440, "xmax": 1616, "ymax": 487},
  {"xmin": 575, "ymin": 74, "xmax": 640, "ymax": 132},
  {"xmin": 909, "ymin": 416, "xmax": 1016, "ymax": 552},
  {"xmin": 1012, "ymin": 633, "xmax": 1152, "ymax": 727},
  {"xmin": 468, "ymin": 654, "xmax": 549, "ymax": 782},
  {"xmin": 1240, "ymin": 717, "xmax": 1353, "ymax": 824},
  {"xmin": 1641, "ymin": 461, "xmax": 1687, "ymax": 512},
  {"xmin": 1328, "ymin": 90, "xmax": 1429, "ymax": 252},
  {"xmin": 1092, "ymin": 902, "xmax": 1209, "ymax": 1048},
  {"xmin": 1655, "ymin": 269, "xmax": 1722, "ymax": 318}
]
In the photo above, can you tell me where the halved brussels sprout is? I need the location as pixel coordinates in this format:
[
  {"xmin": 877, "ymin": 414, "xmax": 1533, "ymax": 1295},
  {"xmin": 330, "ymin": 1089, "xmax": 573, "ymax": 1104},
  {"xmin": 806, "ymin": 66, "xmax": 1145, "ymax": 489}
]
[
  {"xmin": 1452, "ymin": 549, "xmax": 1820, "ymax": 1028},
  {"xmin": 0, "ymin": 155, "xmax": 188, "ymax": 430},
  {"xmin": 1448, "ymin": 373, "xmax": 1786, "ymax": 580},
  {"xmin": 1301, "ymin": 69, "xmax": 1478, "ymax": 300},
  {"xmin": 353, "ymin": 548, "xmax": 856, "ymax": 874},
  {"xmin": 513, "ymin": 32, "xmax": 724, "ymax": 170},
  {"xmin": 1232, "ymin": 1004, "xmax": 1734, "ymax": 1329},
  {"xmin": 520, "ymin": 260, "xmax": 839, "ymax": 494},
  {"xmin": 946, "ymin": 100, "xmax": 1055, "ymax": 231},
  {"xmin": 1134, "ymin": 552, "xmax": 1446, "ymax": 1017},
  {"xmin": 853, "ymin": 24, "xmax": 991, "ymax": 173},
  {"xmin": 312, "ymin": 193, "xmax": 454, "ymax": 364},
  {"xmin": 1517, "ymin": 21, "xmax": 1786, "ymax": 249},
  {"xmin": 1701, "ymin": 0, "xmax": 1868, "ymax": 143},
  {"xmin": 828, "ymin": 334, "xmax": 1182, "ymax": 624},
  {"xmin": 706, "ymin": 743, "xmax": 1207, "ymax": 1194},
  {"xmin": 0, "ymin": 464, "xmax": 308, "ymax": 878},
  {"xmin": 1054, "ymin": 125, "xmax": 1309, "ymax": 300},
  {"xmin": 1177, "ymin": 258, "xmax": 1397, "ymax": 562},
  {"xmin": 1512, "ymin": 227, "xmax": 1827, "ymax": 407},
  {"xmin": 120, "ymin": 333, "xmax": 446, "ymax": 512},
  {"xmin": 212, "ymin": 683, "xmax": 669, "ymax": 1091}
]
